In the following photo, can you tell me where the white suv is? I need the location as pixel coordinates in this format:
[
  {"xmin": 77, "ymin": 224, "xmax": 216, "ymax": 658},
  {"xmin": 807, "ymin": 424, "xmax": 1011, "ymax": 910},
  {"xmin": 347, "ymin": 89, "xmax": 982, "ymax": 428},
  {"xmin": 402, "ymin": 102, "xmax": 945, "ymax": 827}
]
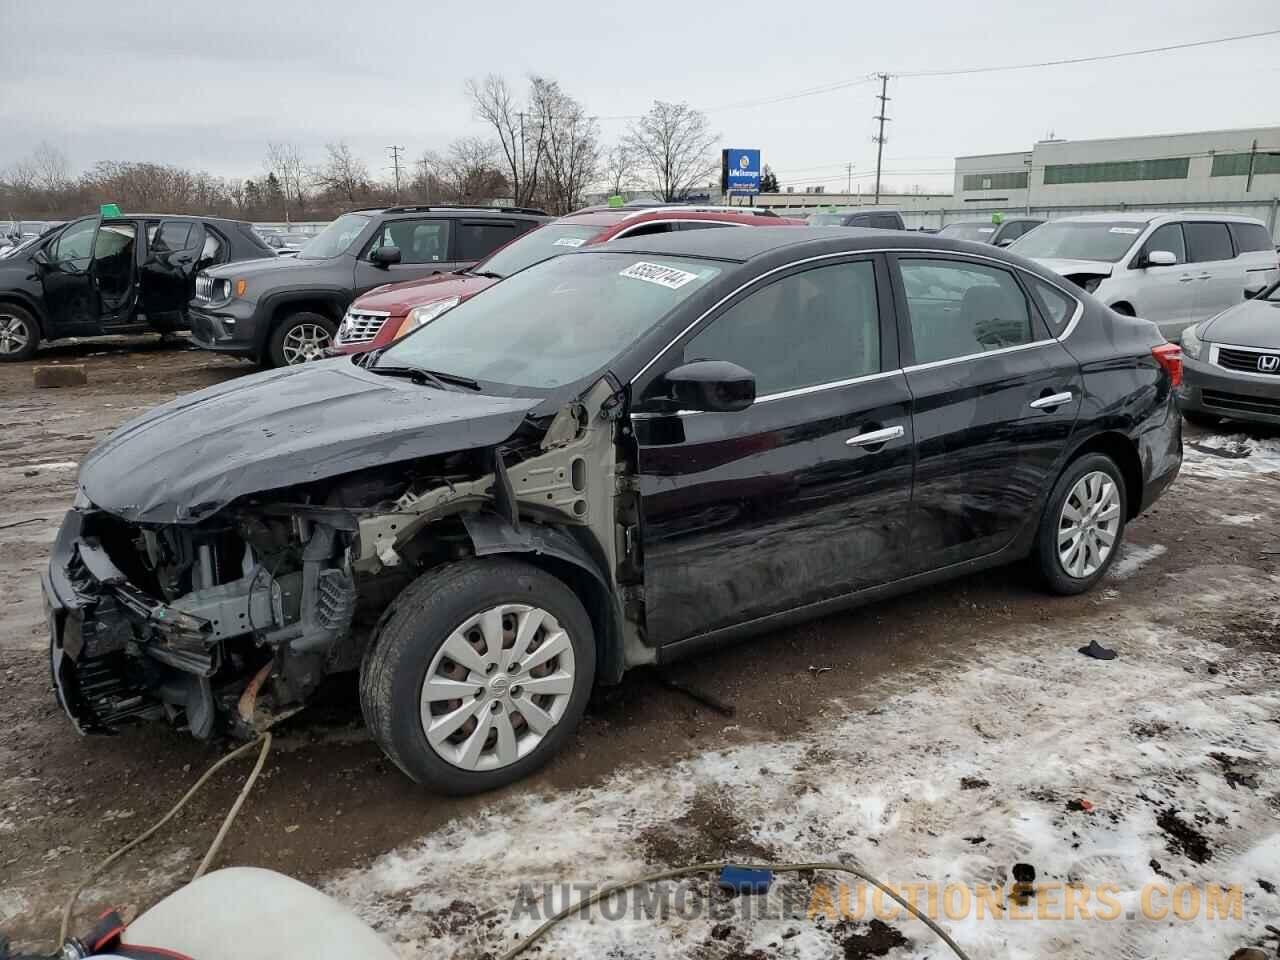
[{"xmin": 1010, "ymin": 213, "xmax": 1279, "ymax": 340}]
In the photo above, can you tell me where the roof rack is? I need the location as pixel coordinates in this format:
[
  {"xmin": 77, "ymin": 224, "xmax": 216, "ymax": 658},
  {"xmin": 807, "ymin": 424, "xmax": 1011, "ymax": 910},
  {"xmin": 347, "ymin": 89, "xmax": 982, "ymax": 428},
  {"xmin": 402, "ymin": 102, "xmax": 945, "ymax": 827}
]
[
  {"xmin": 380, "ymin": 204, "xmax": 548, "ymax": 216},
  {"xmin": 620, "ymin": 204, "xmax": 776, "ymax": 220}
]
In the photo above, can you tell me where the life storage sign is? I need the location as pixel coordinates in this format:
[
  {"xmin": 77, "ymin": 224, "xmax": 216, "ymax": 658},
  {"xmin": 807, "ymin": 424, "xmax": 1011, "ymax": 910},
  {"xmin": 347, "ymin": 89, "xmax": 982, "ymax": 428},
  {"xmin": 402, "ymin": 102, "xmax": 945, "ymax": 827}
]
[{"xmin": 721, "ymin": 149, "xmax": 762, "ymax": 195}]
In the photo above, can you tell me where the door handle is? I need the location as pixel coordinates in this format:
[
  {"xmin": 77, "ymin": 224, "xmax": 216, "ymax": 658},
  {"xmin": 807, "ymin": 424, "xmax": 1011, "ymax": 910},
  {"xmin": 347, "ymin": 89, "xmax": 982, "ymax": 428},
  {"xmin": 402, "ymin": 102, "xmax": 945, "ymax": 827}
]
[
  {"xmin": 1178, "ymin": 276, "xmax": 1195, "ymax": 283},
  {"xmin": 1030, "ymin": 391, "xmax": 1073, "ymax": 409},
  {"xmin": 845, "ymin": 425, "xmax": 904, "ymax": 447},
  {"xmin": 1197, "ymin": 273, "xmax": 1211, "ymax": 280}
]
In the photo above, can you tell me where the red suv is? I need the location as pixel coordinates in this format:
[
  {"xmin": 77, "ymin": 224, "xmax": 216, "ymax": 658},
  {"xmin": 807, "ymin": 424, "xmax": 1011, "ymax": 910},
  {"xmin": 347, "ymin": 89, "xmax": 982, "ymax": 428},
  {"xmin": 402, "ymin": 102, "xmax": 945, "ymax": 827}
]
[{"xmin": 332, "ymin": 205, "xmax": 803, "ymax": 354}]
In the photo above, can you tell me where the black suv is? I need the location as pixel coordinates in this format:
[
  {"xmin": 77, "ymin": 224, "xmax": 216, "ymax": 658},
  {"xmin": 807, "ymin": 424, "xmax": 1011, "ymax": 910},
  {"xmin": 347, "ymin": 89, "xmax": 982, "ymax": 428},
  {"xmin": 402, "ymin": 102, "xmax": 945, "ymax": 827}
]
[
  {"xmin": 189, "ymin": 205, "xmax": 549, "ymax": 367},
  {"xmin": 807, "ymin": 208, "xmax": 907, "ymax": 230},
  {"xmin": 0, "ymin": 213, "xmax": 272, "ymax": 362}
]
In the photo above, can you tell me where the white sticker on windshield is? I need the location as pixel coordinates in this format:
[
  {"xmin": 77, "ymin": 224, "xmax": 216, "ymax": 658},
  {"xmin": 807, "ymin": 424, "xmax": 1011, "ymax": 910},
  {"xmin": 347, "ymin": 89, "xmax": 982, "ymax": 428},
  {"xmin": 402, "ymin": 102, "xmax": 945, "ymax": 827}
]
[
  {"xmin": 978, "ymin": 227, "xmax": 995, "ymax": 233},
  {"xmin": 553, "ymin": 237, "xmax": 586, "ymax": 247},
  {"xmin": 1109, "ymin": 227, "xmax": 1141, "ymax": 235},
  {"xmin": 619, "ymin": 261, "xmax": 700, "ymax": 289}
]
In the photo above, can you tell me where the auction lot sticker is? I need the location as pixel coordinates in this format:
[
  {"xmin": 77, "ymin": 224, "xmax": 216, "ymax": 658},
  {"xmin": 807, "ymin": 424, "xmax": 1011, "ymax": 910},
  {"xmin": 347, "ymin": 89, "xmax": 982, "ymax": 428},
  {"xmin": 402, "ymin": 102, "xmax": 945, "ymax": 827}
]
[
  {"xmin": 553, "ymin": 237, "xmax": 586, "ymax": 247},
  {"xmin": 619, "ymin": 261, "xmax": 700, "ymax": 289}
]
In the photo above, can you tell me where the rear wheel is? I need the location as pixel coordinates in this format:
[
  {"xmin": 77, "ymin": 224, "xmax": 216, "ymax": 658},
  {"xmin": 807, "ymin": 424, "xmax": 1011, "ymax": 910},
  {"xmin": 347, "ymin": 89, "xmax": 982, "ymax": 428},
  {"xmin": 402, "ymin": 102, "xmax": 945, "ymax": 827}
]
[
  {"xmin": 360, "ymin": 559, "xmax": 595, "ymax": 794},
  {"xmin": 1035, "ymin": 453, "xmax": 1127, "ymax": 595},
  {"xmin": 0, "ymin": 304, "xmax": 39, "ymax": 362},
  {"xmin": 1182, "ymin": 410, "xmax": 1221, "ymax": 429},
  {"xmin": 267, "ymin": 311, "xmax": 336, "ymax": 367}
]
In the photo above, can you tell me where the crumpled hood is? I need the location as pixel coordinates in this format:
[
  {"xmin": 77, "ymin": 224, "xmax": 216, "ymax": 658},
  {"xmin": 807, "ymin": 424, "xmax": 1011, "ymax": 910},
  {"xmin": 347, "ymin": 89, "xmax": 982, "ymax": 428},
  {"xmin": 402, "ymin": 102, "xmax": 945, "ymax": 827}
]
[
  {"xmin": 1201, "ymin": 297, "xmax": 1280, "ymax": 349},
  {"xmin": 78, "ymin": 358, "xmax": 540, "ymax": 524},
  {"xmin": 1029, "ymin": 258, "xmax": 1115, "ymax": 280},
  {"xmin": 353, "ymin": 273, "xmax": 497, "ymax": 315}
]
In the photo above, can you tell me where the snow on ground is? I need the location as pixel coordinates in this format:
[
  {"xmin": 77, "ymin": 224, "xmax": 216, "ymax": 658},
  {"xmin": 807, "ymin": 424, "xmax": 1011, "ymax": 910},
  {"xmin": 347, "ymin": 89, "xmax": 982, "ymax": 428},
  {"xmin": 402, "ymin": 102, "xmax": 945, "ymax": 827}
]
[
  {"xmin": 1107, "ymin": 543, "xmax": 1167, "ymax": 580},
  {"xmin": 1181, "ymin": 432, "xmax": 1280, "ymax": 481},
  {"xmin": 327, "ymin": 565, "xmax": 1280, "ymax": 960}
]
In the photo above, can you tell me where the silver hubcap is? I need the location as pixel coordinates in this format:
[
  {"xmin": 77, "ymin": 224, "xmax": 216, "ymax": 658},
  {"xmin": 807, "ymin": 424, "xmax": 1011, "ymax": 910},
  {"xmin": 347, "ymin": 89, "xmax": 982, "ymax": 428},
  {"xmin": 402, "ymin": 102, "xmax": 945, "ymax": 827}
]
[
  {"xmin": 1058, "ymin": 470, "xmax": 1121, "ymax": 578},
  {"xmin": 281, "ymin": 323, "xmax": 332, "ymax": 364},
  {"xmin": 421, "ymin": 603, "xmax": 576, "ymax": 771},
  {"xmin": 0, "ymin": 314, "xmax": 31, "ymax": 355}
]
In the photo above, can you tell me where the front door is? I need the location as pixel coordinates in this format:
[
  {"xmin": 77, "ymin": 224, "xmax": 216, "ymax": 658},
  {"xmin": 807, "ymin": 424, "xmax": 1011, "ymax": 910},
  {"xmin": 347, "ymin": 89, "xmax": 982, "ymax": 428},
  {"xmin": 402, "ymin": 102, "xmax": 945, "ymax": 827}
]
[
  {"xmin": 352, "ymin": 218, "xmax": 458, "ymax": 294},
  {"xmin": 1129, "ymin": 222, "xmax": 1195, "ymax": 338},
  {"xmin": 633, "ymin": 255, "xmax": 914, "ymax": 646},
  {"xmin": 140, "ymin": 219, "xmax": 204, "ymax": 326},
  {"xmin": 890, "ymin": 254, "xmax": 1082, "ymax": 570},
  {"xmin": 40, "ymin": 216, "xmax": 102, "ymax": 334}
]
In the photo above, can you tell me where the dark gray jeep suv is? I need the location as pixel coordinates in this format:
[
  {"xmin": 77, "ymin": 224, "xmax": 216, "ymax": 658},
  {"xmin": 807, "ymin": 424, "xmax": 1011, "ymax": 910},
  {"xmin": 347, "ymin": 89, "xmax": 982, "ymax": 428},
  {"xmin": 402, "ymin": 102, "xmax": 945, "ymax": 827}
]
[{"xmin": 189, "ymin": 205, "xmax": 548, "ymax": 367}]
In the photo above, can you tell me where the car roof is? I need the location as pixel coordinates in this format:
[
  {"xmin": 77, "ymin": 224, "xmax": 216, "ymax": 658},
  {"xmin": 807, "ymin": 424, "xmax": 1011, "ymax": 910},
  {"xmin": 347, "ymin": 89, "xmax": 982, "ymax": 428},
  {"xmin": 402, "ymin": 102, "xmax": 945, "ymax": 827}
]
[
  {"xmin": 348, "ymin": 205, "xmax": 549, "ymax": 219},
  {"xmin": 588, "ymin": 225, "xmax": 975, "ymax": 263},
  {"xmin": 1052, "ymin": 212, "xmax": 1268, "ymax": 227}
]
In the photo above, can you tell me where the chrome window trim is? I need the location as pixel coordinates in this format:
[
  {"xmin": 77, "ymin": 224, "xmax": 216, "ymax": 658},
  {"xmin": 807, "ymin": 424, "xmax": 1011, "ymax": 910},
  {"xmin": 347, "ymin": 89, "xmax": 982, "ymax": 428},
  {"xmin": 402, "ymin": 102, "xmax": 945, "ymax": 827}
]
[
  {"xmin": 629, "ymin": 369, "xmax": 903, "ymax": 419},
  {"xmin": 629, "ymin": 247, "xmax": 1084, "ymax": 386},
  {"xmin": 1208, "ymin": 342, "xmax": 1280, "ymax": 380},
  {"xmin": 902, "ymin": 337, "xmax": 1059, "ymax": 373},
  {"xmin": 612, "ymin": 219, "xmax": 751, "ymax": 240}
]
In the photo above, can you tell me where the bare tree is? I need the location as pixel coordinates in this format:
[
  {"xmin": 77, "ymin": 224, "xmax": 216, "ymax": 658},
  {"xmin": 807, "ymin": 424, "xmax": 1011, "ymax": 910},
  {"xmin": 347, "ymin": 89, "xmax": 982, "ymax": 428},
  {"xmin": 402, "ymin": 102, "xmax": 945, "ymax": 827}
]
[
  {"xmin": 530, "ymin": 77, "xmax": 599, "ymax": 214},
  {"xmin": 313, "ymin": 141, "xmax": 370, "ymax": 204},
  {"xmin": 419, "ymin": 138, "xmax": 508, "ymax": 204},
  {"xmin": 602, "ymin": 144, "xmax": 630, "ymax": 197},
  {"xmin": 624, "ymin": 102, "xmax": 718, "ymax": 202},
  {"xmin": 265, "ymin": 142, "xmax": 307, "ymax": 222},
  {"xmin": 30, "ymin": 142, "xmax": 71, "ymax": 193},
  {"xmin": 466, "ymin": 74, "xmax": 544, "ymax": 208}
]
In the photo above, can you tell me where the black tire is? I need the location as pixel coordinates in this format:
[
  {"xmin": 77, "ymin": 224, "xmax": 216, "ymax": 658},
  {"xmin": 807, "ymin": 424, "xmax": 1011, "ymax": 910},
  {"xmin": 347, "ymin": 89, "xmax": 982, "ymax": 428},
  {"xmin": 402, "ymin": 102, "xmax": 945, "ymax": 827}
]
[
  {"xmin": 360, "ymin": 558, "xmax": 596, "ymax": 794},
  {"xmin": 1182, "ymin": 410, "xmax": 1221, "ymax": 429},
  {"xmin": 1035, "ymin": 453, "xmax": 1128, "ymax": 596},
  {"xmin": 0, "ymin": 303, "xmax": 40, "ymax": 362},
  {"xmin": 266, "ymin": 311, "xmax": 336, "ymax": 367}
]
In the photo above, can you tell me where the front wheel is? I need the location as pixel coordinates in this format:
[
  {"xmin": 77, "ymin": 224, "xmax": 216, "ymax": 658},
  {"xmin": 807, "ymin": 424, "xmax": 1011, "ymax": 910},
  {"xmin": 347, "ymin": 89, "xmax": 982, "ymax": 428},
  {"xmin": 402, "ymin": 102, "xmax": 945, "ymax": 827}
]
[
  {"xmin": 1035, "ymin": 453, "xmax": 1128, "ymax": 595},
  {"xmin": 267, "ymin": 311, "xmax": 336, "ymax": 367},
  {"xmin": 360, "ymin": 559, "xmax": 596, "ymax": 794},
  {"xmin": 0, "ymin": 304, "xmax": 40, "ymax": 362}
]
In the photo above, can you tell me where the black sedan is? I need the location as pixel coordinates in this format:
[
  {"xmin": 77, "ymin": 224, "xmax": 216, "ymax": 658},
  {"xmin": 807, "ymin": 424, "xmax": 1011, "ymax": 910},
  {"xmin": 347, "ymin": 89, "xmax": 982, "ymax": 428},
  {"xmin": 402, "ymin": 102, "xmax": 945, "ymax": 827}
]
[
  {"xmin": 45, "ymin": 227, "xmax": 1182, "ymax": 793},
  {"xmin": 1178, "ymin": 280, "xmax": 1280, "ymax": 426}
]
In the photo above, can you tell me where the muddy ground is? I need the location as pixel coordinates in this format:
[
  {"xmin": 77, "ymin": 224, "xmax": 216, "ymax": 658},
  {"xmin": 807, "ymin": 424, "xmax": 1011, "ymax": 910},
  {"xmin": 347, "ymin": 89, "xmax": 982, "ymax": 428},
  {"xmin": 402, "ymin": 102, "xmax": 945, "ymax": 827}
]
[{"xmin": 1, "ymin": 336, "xmax": 1277, "ymax": 955}]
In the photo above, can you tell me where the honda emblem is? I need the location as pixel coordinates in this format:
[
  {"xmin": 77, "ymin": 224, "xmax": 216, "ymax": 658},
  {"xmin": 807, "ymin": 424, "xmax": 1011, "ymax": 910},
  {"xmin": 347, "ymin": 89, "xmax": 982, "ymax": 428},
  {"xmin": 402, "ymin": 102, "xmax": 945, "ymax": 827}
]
[{"xmin": 1258, "ymin": 354, "xmax": 1280, "ymax": 373}]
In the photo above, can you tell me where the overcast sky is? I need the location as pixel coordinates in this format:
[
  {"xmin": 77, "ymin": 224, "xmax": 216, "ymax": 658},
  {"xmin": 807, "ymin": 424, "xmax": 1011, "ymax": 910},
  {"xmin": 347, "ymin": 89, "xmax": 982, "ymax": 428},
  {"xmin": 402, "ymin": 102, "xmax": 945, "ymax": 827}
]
[{"xmin": 2, "ymin": 0, "xmax": 1277, "ymax": 195}]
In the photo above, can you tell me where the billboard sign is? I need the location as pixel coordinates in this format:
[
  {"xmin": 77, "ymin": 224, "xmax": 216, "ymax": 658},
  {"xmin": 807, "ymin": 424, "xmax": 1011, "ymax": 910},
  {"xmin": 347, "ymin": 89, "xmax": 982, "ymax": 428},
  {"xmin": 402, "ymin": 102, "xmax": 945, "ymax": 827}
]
[{"xmin": 722, "ymin": 148, "xmax": 761, "ymax": 195}]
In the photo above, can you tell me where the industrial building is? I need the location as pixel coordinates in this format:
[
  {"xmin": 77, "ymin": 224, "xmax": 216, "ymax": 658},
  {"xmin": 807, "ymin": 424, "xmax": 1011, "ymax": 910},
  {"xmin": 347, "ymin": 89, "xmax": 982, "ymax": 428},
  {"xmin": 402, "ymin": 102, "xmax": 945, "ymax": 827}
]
[{"xmin": 758, "ymin": 125, "xmax": 1280, "ymax": 237}]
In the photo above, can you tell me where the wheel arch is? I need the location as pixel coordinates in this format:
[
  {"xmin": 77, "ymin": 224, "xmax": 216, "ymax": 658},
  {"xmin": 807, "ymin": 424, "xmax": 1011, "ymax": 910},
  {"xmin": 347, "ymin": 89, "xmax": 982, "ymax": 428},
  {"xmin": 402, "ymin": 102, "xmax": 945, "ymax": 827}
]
[
  {"xmin": 0, "ymin": 293, "xmax": 47, "ymax": 334},
  {"xmin": 1062, "ymin": 430, "xmax": 1144, "ymax": 520},
  {"xmin": 257, "ymin": 292, "xmax": 348, "ymax": 354}
]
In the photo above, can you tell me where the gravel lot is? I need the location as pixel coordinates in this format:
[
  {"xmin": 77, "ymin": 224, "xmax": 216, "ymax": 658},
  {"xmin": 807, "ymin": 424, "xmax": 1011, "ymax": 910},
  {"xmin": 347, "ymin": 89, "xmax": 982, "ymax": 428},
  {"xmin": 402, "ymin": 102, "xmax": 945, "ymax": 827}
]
[{"xmin": 2, "ymin": 337, "xmax": 1277, "ymax": 958}]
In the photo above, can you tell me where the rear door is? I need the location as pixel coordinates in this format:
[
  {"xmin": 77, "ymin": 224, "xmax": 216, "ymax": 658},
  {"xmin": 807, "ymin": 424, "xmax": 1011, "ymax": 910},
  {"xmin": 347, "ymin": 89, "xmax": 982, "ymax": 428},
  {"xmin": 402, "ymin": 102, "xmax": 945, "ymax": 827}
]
[
  {"xmin": 1228, "ymin": 221, "xmax": 1280, "ymax": 293},
  {"xmin": 140, "ymin": 218, "xmax": 204, "ymax": 326},
  {"xmin": 455, "ymin": 219, "xmax": 525, "ymax": 269},
  {"xmin": 1184, "ymin": 221, "xmax": 1242, "ymax": 325},
  {"xmin": 890, "ymin": 254, "xmax": 1082, "ymax": 570},
  {"xmin": 352, "ymin": 217, "xmax": 457, "ymax": 293},
  {"xmin": 633, "ymin": 255, "xmax": 914, "ymax": 646},
  {"xmin": 1131, "ymin": 222, "xmax": 1196, "ymax": 338},
  {"xmin": 39, "ymin": 216, "xmax": 102, "ymax": 334}
]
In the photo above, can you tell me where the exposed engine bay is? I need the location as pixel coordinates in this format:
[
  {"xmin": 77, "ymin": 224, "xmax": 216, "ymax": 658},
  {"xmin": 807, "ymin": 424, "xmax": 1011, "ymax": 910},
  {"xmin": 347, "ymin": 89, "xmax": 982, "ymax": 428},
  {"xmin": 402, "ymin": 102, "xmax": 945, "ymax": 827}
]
[{"xmin": 44, "ymin": 376, "xmax": 648, "ymax": 740}]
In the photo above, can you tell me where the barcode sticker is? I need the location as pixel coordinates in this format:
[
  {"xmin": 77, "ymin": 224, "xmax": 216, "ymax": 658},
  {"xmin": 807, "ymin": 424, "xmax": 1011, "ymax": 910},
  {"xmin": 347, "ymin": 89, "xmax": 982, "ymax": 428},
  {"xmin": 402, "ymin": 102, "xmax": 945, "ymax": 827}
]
[
  {"xmin": 1109, "ymin": 227, "xmax": 1141, "ymax": 235},
  {"xmin": 619, "ymin": 261, "xmax": 700, "ymax": 289},
  {"xmin": 553, "ymin": 237, "xmax": 586, "ymax": 247}
]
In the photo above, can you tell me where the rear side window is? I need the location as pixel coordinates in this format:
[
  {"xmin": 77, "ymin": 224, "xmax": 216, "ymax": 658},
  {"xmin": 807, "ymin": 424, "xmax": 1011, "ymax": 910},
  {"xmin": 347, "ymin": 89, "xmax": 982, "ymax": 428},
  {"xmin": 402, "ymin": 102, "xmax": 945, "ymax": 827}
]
[
  {"xmin": 456, "ymin": 221, "xmax": 519, "ymax": 261},
  {"xmin": 1228, "ymin": 222, "xmax": 1274, "ymax": 254},
  {"xmin": 617, "ymin": 222, "xmax": 675, "ymax": 239},
  {"xmin": 1183, "ymin": 222, "xmax": 1234, "ymax": 263},
  {"xmin": 870, "ymin": 214, "xmax": 901, "ymax": 230},
  {"xmin": 198, "ymin": 229, "xmax": 226, "ymax": 269},
  {"xmin": 898, "ymin": 258, "xmax": 1034, "ymax": 364},
  {"xmin": 151, "ymin": 221, "xmax": 193, "ymax": 253},
  {"xmin": 1143, "ymin": 223, "xmax": 1186, "ymax": 264},
  {"xmin": 1028, "ymin": 276, "xmax": 1076, "ymax": 332},
  {"xmin": 686, "ymin": 260, "xmax": 881, "ymax": 396}
]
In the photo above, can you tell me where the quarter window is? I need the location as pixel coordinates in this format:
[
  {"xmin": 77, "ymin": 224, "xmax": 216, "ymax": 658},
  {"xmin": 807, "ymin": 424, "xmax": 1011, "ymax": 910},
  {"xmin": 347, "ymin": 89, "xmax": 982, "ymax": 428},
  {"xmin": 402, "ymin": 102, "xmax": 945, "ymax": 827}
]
[
  {"xmin": 456, "ymin": 221, "xmax": 519, "ymax": 261},
  {"xmin": 1227, "ymin": 222, "xmax": 1274, "ymax": 253},
  {"xmin": 899, "ymin": 258, "xmax": 1034, "ymax": 364},
  {"xmin": 1183, "ymin": 222, "xmax": 1234, "ymax": 263},
  {"xmin": 1142, "ymin": 224, "xmax": 1186, "ymax": 264},
  {"xmin": 1027, "ymin": 277, "xmax": 1076, "ymax": 332},
  {"xmin": 368, "ymin": 219, "xmax": 452, "ymax": 264},
  {"xmin": 685, "ymin": 260, "xmax": 881, "ymax": 396}
]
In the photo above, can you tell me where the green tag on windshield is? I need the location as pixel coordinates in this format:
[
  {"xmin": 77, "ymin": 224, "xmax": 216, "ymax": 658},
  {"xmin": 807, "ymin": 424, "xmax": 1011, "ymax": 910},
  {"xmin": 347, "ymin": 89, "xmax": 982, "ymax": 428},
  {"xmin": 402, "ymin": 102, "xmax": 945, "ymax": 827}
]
[
  {"xmin": 100, "ymin": 203, "xmax": 122, "ymax": 218},
  {"xmin": 607, "ymin": 195, "xmax": 624, "ymax": 208},
  {"xmin": 991, "ymin": 211, "xmax": 1004, "ymax": 224}
]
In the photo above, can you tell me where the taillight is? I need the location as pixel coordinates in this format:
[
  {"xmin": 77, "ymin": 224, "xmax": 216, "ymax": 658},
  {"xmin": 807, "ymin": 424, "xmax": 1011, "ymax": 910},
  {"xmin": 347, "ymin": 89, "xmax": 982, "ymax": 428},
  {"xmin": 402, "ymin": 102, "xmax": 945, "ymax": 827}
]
[{"xmin": 1152, "ymin": 343, "xmax": 1183, "ymax": 387}]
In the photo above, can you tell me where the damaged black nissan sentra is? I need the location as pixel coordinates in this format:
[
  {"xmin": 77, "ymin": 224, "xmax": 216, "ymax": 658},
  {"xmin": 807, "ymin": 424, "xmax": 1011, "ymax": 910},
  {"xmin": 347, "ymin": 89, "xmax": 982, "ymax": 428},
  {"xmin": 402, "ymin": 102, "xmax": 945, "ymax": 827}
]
[{"xmin": 44, "ymin": 227, "xmax": 1182, "ymax": 793}]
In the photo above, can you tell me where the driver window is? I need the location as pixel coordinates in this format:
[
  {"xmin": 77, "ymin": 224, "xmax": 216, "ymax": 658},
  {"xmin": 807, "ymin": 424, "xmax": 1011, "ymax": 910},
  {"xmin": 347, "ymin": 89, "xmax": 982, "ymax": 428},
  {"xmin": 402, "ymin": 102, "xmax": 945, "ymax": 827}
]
[
  {"xmin": 367, "ymin": 219, "xmax": 452, "ymax": 264},
  {"xmin": 1141, "ymin": 224, "xmax": 1186, "ymax": 265},
  {"xmin": 51, "ymin": 219, "xmax": 97, "ymax": 262}
]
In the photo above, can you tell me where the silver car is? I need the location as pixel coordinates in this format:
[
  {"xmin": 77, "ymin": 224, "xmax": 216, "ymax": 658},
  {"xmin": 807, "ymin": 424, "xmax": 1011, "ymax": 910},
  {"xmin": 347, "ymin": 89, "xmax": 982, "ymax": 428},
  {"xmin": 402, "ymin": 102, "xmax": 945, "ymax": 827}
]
[
  {"xmin": 1010, "ymin": 213, "xmax": 1279, "ymax": 340},
  {"xmin": 1178, "ymin": 280, "xmax": 1280, "ymax": 427}
]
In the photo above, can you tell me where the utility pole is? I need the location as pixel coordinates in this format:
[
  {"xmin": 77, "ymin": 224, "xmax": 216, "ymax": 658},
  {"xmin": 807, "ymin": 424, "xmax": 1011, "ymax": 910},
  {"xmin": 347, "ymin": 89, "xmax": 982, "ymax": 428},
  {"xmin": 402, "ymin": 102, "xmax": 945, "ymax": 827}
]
[
  {"xmin": 872, "ymin": 73, "xmax": 890, "ymax": 205},
  {"xmin": 517, "ymin": 111, "xmax": 526, "ymax": 206},
  {"xmin": 386, "ymin": 145, "xmax": 405, "ymax": 203},
  {"xmin": 846, "ymin": 162, "xmax": 854, "ymax": 196},
  {"xmin": 1246, "ymin": 139, "xmax": 1258, "ymax": 193}
]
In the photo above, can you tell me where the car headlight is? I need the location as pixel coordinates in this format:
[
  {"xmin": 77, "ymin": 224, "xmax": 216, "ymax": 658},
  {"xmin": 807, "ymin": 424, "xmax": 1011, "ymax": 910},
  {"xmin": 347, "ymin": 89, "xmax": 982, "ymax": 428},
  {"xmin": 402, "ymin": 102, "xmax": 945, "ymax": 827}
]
[
  {"xmin": 406, "ymin": 297, "xmax": 460, "ymax": 329},
  {"xmin": 1180, "ymin": 323, "xmax": 1205, "ymax": 361}
]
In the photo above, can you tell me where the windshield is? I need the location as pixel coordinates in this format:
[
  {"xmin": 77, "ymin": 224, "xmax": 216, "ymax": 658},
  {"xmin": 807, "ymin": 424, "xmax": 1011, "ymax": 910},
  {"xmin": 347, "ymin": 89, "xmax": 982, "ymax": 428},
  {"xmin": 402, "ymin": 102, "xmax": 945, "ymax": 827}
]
[
  {"xmin": 939, "ymin": 222, "xmax": 998, "ymax": 242},
  {"xmin": 296, "ymin": 213, "xmax": 371, "ymax": 260},
  {"xmin": 378, "ymin": 252, "xmax": 722, "ymax": 389},
  {"xmin": 1010, "ymin": 220, "xmax": 1147, "ymax": 262},
  {"xmin": 0, "ymin": 230, "xmax": 53, "ymax": 260},
  {"xmin": 808, "ymin": 213, "xmax": 848, "ymax": 226},
  {"xmin": 474, "ymin": 222, "xmax": 608, "ymax": 278}
]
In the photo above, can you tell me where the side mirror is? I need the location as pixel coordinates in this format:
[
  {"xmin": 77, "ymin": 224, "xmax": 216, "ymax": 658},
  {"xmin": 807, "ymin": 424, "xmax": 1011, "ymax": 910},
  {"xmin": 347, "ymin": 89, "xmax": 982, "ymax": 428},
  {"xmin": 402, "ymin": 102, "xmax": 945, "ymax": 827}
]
[
  {"xmin": 661, "ymin": 360, "xmax": 756, "ymax": 413},
  {"xmin": 371, "ymin": 246, "xmax": 402, "ymax": 267},
  {"xmin": 1244, "ymin": 283, "xmax": 1267, "ymax": 300},
  {"xmin": 1145, "ymin": 250, "xmax": 1177, "ymax": 267},
  {"xmin": 995, "ymin": 238, "xmax": 1014, "ymax": 248}
]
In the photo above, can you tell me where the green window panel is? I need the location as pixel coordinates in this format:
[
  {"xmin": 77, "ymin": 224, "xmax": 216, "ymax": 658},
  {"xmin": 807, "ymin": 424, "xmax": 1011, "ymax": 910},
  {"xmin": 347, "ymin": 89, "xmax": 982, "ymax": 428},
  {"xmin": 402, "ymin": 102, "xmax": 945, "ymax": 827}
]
[
  {"xmin": 962, "ymin": 171, "xmax": 1029, "ymax": 191},
  {"xmin": 1211, "ymin": 152, "xmax": 1280, "ymax": 177},
  {"xmin": 1043, "ymin": 157, "xmax": 1190, "ymax": 185}
]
